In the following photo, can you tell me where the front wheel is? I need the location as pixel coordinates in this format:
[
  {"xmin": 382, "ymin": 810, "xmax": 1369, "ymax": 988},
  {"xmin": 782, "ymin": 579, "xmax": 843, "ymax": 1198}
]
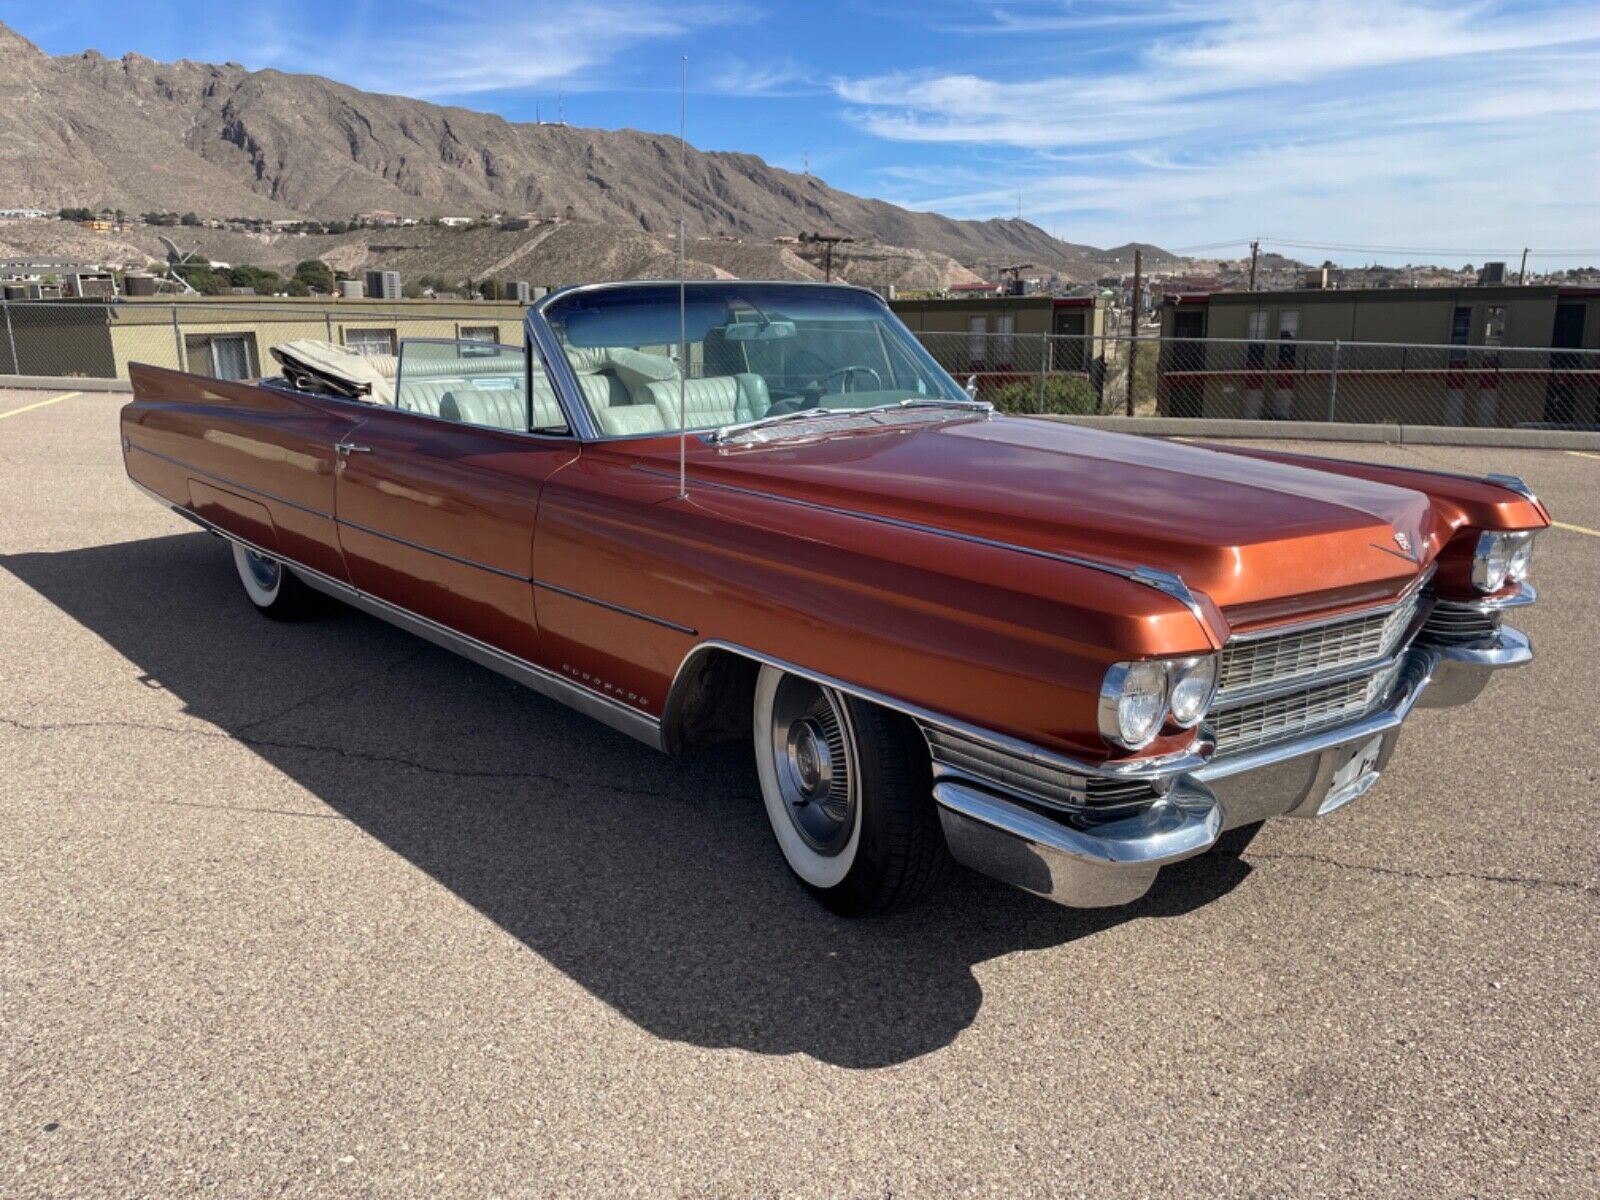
[
  {"xmin": 752, "ymin": 665, "xmax": 947, "ymax": 916},
  {"xmin": 231, "ymin": 541, "xmax": 315, "ymax": 619}
]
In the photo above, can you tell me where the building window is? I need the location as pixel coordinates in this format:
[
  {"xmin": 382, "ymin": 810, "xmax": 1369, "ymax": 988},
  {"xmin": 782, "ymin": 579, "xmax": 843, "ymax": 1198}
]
[
  {"xmin": 344, "ymin": 327, "xmax": 397, "ymax": 358},
  {"xmin": 994, "ymin": 312, "xmax": 1015, "ymax": 362},
  {"xmin": 1246, "ymin": 309, "xmax": 1267, "ymax": 370},
  {"xmin": 459, "ymin": 325, "xmax": 500, "ymax": 356},
  {"xmin": 1276, "ymin": 310, "xmax": 1299, "ymax": 367},
  {"xmin": 1448, "ymin": 304, "xmax": 1471, "ymax": 369},
  {"xmin": 184, "ymin": 333, "xmax": 258, "ymax": 381},
  {"xmin": 1483, "ymin": 306, "xmax": 1506, "ymax": 347},
  {"xmin": 967, "ymin": 315, "xmax": 987, "ymax": 363}
]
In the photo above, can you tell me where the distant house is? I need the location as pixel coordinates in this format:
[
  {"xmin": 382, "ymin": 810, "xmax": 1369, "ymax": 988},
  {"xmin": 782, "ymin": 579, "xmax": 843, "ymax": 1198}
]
[
  {"xmin": 358, "ymin": 210, "xmax": 400, "ymax": 226},
  {"xmin": 0, "ymin": 208, "xmax": 50, "ymax": 220},
  {"xmin": 438, "ymin": 216, "xmax": 473, "ymax": 228},
  {"xmin": 946, "ymin": 281, "xmax": 1005, "ymax": 297}
]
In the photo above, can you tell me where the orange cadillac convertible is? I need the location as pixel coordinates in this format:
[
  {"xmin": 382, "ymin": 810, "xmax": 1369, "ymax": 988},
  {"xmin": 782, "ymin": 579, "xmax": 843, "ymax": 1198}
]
[{"xmin": 121, "ymin": 281, "xmax": 1547, "ymax": 915}]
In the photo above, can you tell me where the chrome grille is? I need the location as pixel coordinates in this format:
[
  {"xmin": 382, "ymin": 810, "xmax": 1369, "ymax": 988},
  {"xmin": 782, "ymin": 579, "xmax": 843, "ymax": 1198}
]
[
  {"xmin": 1218, "ymin": 588, "xmax": 1420, "ymax": 701},
  {"xmin": 1210, "ymin": 659, "xmax": 1404, "ymax": 755},
  {"xmin": 923, "ymin": 726, "xmax": 1158, "ymax": 814}
]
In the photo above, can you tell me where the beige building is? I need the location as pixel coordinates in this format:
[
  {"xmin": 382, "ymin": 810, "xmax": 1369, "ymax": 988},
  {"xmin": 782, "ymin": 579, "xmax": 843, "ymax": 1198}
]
[
  {"xmin": 2, "ymin": 296, "xmax": 531, "ymax": 381},
  {"xmin": 1157, "ymin": 285, "xmax": 1600, "ymax": 426},
  {"xmin": 891, "ymin": 295, "xmax": 1107, "ymax": 374}
]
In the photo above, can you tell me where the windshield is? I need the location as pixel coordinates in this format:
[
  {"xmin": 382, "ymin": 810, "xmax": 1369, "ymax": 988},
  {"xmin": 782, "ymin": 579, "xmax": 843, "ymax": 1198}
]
[{"xmin": 541, "ymin": 282, "xmax": 969, "ymax": 438}]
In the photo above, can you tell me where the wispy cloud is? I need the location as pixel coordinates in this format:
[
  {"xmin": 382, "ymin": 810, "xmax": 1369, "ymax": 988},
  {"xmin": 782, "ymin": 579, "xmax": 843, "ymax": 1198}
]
[
  {"xmin": 705, "ymin": 56, "xmax": 820, "ymax": 97},
  {"xmin": 234, "ymin": 0, "xmax": 751, "ymax": 98},
  {"xmin": 834, "ymin": 0, "xmax": 1600, "ymax": 255}
]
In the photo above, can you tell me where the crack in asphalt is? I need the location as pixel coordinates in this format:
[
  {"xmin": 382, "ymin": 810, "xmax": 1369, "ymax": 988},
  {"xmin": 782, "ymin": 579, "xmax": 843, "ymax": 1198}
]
[
  {"xmin": 1246, "ymin": 847, "xmax": 1596, "ymax": 896},
  {"xmin": 0, "ymin": 713, "xmax": 672, "ymax": 799},
  {"xmin": 231, "ymin": 646, "xmax": 429, "ymax": 735}
]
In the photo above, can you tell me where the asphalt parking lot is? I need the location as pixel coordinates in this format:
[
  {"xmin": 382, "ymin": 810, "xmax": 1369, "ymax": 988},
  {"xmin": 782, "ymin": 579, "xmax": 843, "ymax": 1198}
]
[{"xmin": 2, "ymin": 386, "xmax": 1596, "ymax": 1198}]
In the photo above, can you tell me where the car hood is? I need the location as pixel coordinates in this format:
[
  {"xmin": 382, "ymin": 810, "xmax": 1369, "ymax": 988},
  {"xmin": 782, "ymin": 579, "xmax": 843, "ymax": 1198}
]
[{"xmin": 662, "ymin": 415, "xmax": 1438, "ymax": 624}]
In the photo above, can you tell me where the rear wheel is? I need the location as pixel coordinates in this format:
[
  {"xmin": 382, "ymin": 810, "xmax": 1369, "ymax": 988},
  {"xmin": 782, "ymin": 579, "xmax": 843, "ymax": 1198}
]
[
  {"xmin": 752, "ymin": 664, "xmax": 947, "ymax": 916},
  {"xmin": 231, "ymin": 541, "xmax": 315, "ymax": 619}
]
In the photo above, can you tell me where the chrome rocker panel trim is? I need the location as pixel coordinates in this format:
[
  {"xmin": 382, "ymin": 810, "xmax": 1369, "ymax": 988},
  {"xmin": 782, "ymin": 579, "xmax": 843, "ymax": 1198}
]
[{"xmin": 133, "ymin": 480, "xmax": 664, "ymax": 749}]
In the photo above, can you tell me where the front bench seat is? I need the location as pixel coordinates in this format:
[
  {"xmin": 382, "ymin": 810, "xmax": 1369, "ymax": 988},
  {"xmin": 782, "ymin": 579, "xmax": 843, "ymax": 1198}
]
[{"xmin": 643, "ymin": 373, "xmax": 771, "ymax": 429}]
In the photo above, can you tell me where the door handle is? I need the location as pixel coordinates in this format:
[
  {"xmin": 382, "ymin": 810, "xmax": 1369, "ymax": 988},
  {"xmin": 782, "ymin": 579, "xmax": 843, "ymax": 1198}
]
[{"xmin": 335, "ymin": 441, "xmax": 372, "ymax": 456}]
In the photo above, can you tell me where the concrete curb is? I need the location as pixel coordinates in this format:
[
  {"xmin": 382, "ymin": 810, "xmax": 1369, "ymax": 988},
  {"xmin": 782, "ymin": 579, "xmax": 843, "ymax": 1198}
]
[
  {"xmin": 0, "ymin": 375, "xmax": 131, "ymax": 394},
  {"xmin": 1047, "ymin": 414, "xmax": 1600, "ymax": 451}
]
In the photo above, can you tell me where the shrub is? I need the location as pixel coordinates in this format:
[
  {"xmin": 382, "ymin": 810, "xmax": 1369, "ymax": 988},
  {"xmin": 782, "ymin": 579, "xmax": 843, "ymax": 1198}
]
[{"xmin": 988, "ymin": 374, "xmax": 1100, "ymax": 415}]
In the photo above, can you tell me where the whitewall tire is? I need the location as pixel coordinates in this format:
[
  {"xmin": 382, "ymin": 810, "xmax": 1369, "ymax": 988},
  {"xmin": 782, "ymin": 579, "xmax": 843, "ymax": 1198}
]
[
  {"xmin": 231, "ymin": 541, "xmax": 313, "ymax": 619},
  {"xmin": 752, "ymin": 664, "xmax": 947, "ymax": 915}
]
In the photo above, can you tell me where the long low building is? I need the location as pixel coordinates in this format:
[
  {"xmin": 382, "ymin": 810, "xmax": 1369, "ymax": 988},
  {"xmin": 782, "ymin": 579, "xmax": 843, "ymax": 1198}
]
[
  {"xmin": 1157, "ymin": 284, "xmax": 1600, "ymax": 426},
  {"xmin": 1, "ymin": 295, "xmax": 531, "ymax": 380}
]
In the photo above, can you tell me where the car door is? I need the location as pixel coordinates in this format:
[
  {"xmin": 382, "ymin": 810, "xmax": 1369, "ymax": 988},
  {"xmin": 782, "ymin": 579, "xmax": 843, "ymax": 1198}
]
[{"xmin": 333, "ymin": 340, "xmax": 578, "ymax": 663}]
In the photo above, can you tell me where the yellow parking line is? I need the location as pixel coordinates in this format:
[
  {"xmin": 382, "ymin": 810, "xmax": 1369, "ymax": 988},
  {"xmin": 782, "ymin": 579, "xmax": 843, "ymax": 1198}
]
[
  {"xmin": 1552, "ymin": 520, "xmax": 1600, "ymax": 538},
  {"xmin": 1565, "ymin": 450, "xmax": 1600, "ymax": 462},
  {"xmin": 0, "ymin": 391, "xmax": 80, "ymax": 420}
]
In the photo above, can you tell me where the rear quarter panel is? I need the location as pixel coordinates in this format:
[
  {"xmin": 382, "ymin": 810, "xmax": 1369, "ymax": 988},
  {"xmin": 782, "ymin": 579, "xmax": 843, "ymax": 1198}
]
[{"xmin": 123, "ymin": 363, "xmax": 363, "ymax": 582}]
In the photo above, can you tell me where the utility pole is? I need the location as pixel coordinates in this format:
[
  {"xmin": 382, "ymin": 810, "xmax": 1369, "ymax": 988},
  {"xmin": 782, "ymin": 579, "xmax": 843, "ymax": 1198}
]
[
  {"xmin": 808, "ymin": 233, "xmax": 853, "ymax": 281},
  {"xmin": 1125, "ymin": 248, "xmax": 1143, "ymax": 417},
  {"xmin": 1248, "ymin": 239, "xmax": 1260, "ymax": 292},
  {"xmin": 1518, "ymin": 247, "xmax": 1529, "ymax": 285}
]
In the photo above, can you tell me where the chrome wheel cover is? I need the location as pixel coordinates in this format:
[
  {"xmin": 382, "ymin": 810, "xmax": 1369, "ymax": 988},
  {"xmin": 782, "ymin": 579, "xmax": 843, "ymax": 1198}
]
[
  {"xmin": 242, "ymin": 549, "xmax": 281, "ymax": 591},
  {"xmin": 766, "ymin": 673, "xmax": 857, "ymax": 857}
]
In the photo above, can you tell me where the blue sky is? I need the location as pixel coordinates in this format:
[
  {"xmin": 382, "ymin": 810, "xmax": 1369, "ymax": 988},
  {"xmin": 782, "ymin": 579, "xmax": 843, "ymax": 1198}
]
[{"xmin": 13, "ymin": 1, "xmax": 1600, "ymax": 265}]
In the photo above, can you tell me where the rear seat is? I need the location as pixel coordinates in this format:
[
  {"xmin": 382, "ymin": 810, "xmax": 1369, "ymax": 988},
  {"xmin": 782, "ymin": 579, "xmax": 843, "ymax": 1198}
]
[{"xmin": 642, "ymin": 374, "xmax": 771, "ymax": 429}]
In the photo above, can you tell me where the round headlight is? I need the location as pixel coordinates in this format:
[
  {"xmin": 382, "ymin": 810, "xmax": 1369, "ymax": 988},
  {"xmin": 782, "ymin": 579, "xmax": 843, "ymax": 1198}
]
[
  {"xmin": 1099, "ymin": 659, "xmax": 1169, "ymax": 750},
  {"xmin": 1507, "ymin": 532, "xmax": 1535, "ymax": 582},
  {"xmin": 1472, "ymin": 531, "xmax": 1511, "ymax": 592},
  {"xmin": 1168, "ymin": 655, "xmax": 1218, "ymax": 728}
]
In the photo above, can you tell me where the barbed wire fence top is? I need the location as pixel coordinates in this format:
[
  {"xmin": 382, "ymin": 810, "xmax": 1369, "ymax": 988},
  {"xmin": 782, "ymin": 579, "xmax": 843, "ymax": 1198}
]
[{"xmin": 2, "ymin": 300, "xmax": 1598, "ymax": 430}]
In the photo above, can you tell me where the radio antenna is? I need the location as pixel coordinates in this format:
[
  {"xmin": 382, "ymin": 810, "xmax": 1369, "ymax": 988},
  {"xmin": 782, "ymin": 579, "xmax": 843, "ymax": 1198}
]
[{"xmin": 676, "ymin": 54, "xmax": 688, "ymax": 500}]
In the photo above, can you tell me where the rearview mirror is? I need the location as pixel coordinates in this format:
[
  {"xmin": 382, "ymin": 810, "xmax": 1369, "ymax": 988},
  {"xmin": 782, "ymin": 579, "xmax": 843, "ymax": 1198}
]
[
  {"xmin": 965, "ymin": 374, "xmax": 979, "ymax": 400},
  {"xmin": 724, "ymin": 320, "xmax": 797, "ymax": 342}
]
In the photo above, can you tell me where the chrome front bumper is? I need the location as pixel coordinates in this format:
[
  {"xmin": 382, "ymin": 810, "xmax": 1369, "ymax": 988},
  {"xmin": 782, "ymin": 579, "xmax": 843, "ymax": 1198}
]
[{"xmin": 933, "ymin": 625, "xmax": 1532, "ymax": 908}]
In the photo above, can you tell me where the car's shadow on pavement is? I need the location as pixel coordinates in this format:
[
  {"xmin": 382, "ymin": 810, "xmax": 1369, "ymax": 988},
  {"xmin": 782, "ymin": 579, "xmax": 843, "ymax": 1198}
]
[{"xmin": 3, "ymin": 531, "xmax": 1258, "ymax": 1068}]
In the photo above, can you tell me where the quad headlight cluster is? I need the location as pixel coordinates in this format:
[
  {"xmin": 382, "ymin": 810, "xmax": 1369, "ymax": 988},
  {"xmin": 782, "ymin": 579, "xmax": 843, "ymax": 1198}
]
[
  {"xmin": 1472, "ymin": 530, "xmax": 1536, "ymax": 593},
  {"xmin": 1098, "ymin": 654, "xmax": 1219, "ymax": 751}
]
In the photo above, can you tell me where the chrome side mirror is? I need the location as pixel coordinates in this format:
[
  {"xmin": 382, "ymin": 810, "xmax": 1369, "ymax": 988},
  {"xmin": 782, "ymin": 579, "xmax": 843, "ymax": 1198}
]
[{"xmin": 965, "ymin": 374, "xmax": 979, "ymax": 401}]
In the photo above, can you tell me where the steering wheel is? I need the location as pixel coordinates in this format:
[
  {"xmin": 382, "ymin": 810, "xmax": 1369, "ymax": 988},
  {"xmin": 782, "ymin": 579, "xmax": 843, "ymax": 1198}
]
[
  {"xmin": 796, "ymin": 364, "xmax": 883, "ymax": 409},
  {"xmin": 820, "ymin": 364, "xmax": 883, "ymax": 393}
]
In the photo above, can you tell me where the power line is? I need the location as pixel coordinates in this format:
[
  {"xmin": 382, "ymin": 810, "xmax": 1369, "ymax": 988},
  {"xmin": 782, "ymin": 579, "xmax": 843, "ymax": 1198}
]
[{"xmin": 1162, "ymin": 236, "xmax": 1599, "ymax": 259}]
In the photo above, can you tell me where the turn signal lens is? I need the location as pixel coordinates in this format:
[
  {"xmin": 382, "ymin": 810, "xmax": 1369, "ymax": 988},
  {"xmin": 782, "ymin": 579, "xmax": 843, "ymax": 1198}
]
[
  {"xmin": 1473, "ymin": 530, "xmax": 1535, "ymax": 592},
  {"xmin": 1168, "ymin": 656, "xmax": 1219, "ymax": 728},
  {"xmin": 1507, "ymin": 532, "xmax": 1535, "ymax": 582}
]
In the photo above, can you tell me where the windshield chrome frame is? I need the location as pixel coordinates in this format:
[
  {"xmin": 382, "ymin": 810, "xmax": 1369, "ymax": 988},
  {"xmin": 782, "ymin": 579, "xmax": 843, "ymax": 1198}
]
[{"xmin": 524, "ymin": 279, "xmax": 966, "ymax": 444}]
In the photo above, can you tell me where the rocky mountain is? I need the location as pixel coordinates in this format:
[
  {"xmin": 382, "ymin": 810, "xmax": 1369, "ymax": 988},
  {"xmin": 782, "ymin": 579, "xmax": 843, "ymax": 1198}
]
[{"xmin": 0, "ymin": 20, "xmax": 1147, "ymax": 273}]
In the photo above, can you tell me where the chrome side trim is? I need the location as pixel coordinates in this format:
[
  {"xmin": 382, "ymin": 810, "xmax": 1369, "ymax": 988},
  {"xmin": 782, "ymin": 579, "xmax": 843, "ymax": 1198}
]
[
  {"xmin": 534, "ymin": 579, "xmax": 698, "ymax": 636},
  {"xmin": 338, "ymin": 516, "xmax": 531, "ymax": 582},
  {"xmin": 634, "ymin": 466, "xmax": 1219, "ymax": 641},
  {"xmin": 665, "ymin": 640, "xmax": 1214, "ymax": 782},
  {"xmin": 129, "ymin": 442, "xmax": 334, "ymax": 521},
  {"xmin": 129, "ymin": 481, "xmax": 664, "ymax": 749},
  {"xmin": 130, "ymin": 444, "xmax": 688, "ymax": 632}
]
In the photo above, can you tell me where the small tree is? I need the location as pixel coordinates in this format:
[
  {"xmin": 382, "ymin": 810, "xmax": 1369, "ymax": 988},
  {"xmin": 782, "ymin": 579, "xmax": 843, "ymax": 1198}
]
[
  {"xmin": 293, "ymin": 259, "xmax": 335, "ymax": 293},
  {"xmin": 180, "ymin": 212, "xmax": 201, "ymax": 227}
]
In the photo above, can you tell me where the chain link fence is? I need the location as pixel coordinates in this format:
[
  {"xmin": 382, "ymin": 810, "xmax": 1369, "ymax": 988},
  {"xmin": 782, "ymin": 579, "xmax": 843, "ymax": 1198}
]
[{"xmin": 3, "ymin": 300, "xmax": 1598, "ymax": 429}]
